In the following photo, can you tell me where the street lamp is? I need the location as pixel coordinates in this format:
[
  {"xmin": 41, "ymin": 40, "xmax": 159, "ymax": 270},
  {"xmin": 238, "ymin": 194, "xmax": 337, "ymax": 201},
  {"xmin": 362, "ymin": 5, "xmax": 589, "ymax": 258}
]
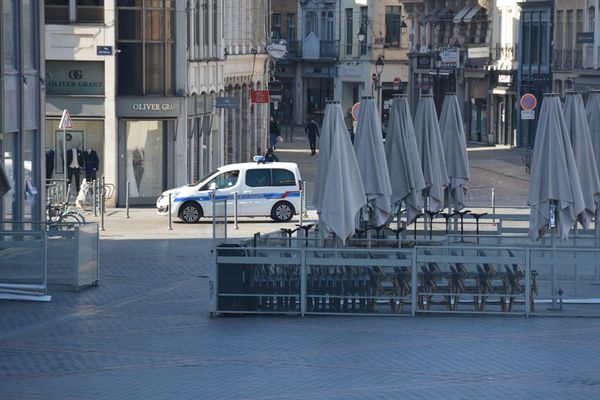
[
  {"xmin": 375, "ymin": 56, "xmax": 384, "ymax": 118},
  {"xmin": 358, "ymin": 25, "xmax": 366, "ymax": 44},
  {"xmin": 400, "ymin": 20, "xmax": 408, "ymax": 35}
]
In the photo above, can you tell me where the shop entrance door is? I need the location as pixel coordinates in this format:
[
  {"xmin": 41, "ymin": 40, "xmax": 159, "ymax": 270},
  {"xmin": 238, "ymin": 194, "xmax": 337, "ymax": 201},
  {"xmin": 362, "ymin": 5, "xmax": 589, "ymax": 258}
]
[{"xmin": 119, "ymin": 120, "xmax": 172, "ymax": 205}]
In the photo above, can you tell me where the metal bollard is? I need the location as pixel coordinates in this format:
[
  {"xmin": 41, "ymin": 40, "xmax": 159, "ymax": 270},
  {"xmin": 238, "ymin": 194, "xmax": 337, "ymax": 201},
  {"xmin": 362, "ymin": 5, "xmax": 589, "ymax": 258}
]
[
  {"xmin": 299, "ymin": 187, "xmax": 304, "ymax": 226},
  {"xmin": 92, "ymin": 179, "xmax": 97, "ymax": 217},
  {"xmin": 100, "ymin": 177, "xmax": 105, "ymax": 231},
  {"xmin": 125, "ymin": 180, "xmax": 130, "ymax": 219},
  {"xmin": 234, "ymin": 192, "xmax": 239, "ymax": 229},
  {"xmin": 491, "ymin": 187, "xmax": 496, "ymax": 224},
  {"xmin": 168, "ymin": 193, "xmax": 173, "ymax": 231},
  {"xmin": 302, "ymin": 181, "xmax": 308, "ymax": 218}
]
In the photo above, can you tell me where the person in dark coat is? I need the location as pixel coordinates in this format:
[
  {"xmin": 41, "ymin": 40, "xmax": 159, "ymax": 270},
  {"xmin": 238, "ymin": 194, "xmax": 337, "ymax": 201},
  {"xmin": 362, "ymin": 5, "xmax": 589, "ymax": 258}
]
[
  {"xmin": 305, "ymin": 117, "xmax": 320, "ymax": 155},
  {"xmin": 269, "ymin": 117, "xmax": 280, "ymax": 150},
  {"xmin": 264, "ymin": 148, "xmax": 279, "ymax": 162}
]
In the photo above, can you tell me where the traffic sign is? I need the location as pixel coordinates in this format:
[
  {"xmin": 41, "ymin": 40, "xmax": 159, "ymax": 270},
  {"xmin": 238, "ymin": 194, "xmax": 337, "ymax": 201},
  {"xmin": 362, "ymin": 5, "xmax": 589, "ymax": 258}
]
[
  {"xmin": 59, "ymin": 109, "xmax": 73, "ymax": 129},
  {"xmin": 371, "ymin": 73, "xmax": 378, "ymax": 82},
  {"xmin": 351, "ymin": 102, "xmax": 361, "ymax": 121},
  {"xmin": 520, "ymin": 93, "xmax": 537, "ymax": 111},
  {"xmin": 521, "ymin": 110, "xmax": 535, "ymax": 120}
]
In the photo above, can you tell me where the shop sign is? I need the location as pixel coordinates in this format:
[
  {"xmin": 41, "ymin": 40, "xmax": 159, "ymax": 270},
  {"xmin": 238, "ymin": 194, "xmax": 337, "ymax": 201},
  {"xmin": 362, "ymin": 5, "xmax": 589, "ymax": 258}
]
[
  {"xmin": 576, "ymin": 32, "xmax": 594, "ymax": 44},
  {"xmin": 468, "ymin": 47, "xmax": 489, "ymax": 59},
  {"xmin": 216, "ymin": 97, "xmax": 237, "ymax": 109},
  {"xmin": 521, "ymin": 110, "xmax": 535, "ymax": 120},
  {"xmin": 47, "ymin": 61, "xmax": 104, "ymax": 96},
  {"xmin": 250, "ymin": 90, "xmax": 270, "ymax": 104},
  {"xmin": 416, "ymin": 55, "xmax": 431, "ymax": 69},
  {"xmin": 498, "ymin": 72, "xmax": 513, "ymax": 84},
  {"xmin": 266, "ymin": 41, "xmax": 287, "ymax": 59},
  {"xmin": 131, "ymin": 103, "xmax": 178, "ymax": 111},
  {"xmin": 439, "ymin": 49, "xmax": 459, "ymax": 68}
]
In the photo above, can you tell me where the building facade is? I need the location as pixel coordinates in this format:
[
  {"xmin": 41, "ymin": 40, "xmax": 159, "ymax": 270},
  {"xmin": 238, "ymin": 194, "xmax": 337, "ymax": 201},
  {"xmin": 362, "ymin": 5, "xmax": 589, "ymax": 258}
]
[
  {"xmin": 402, "ymin": 0, "xmax": 492, "ymax": 143},
  {"xmin": 336, "ymin": 0, "xmax": 410, "ymax": 129},
  {"xmin": 43, "ymin": 0, "xmax": 269, "ymax": 207},
  {"xmin": 489, "ymin": 0, "xmax": 520, "ymax": 146},
  {"xmin": 516, "ymin": 0, "xmax": 553, "ymax": 149},
  {"xmin": 1, "ymin": 0, "xmax": 45, "ymax": 222},
  {"xmin": 222, "ymin": 0, "xmax": 270, "ymax": 162}
]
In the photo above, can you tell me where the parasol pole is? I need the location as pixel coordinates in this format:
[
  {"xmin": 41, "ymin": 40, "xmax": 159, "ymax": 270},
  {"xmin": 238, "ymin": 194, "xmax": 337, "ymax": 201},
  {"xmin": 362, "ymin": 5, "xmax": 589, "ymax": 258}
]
[{"xmin": 549, "ymin": 201, "xmax": 558, "ymax": 310}]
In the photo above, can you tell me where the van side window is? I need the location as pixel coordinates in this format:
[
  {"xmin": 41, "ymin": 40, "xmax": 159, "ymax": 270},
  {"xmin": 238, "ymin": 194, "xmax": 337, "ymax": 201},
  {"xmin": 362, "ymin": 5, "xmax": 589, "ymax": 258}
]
[
  {"xmin": 246, "ymin": 169, "xmax": 271, "ymax": 187},
  {"xmin": 272, "ymin": 169, "xmax": 296, "ymax": 186},
  {"xmin": 201, "ymin": 170, "xmax": 239, "ymax": 190}
]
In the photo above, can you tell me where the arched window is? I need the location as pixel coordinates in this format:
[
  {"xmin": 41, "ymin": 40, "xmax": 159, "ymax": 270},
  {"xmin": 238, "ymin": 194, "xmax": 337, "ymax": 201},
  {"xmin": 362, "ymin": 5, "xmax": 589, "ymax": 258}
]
[{"xmin": 305, "ymin": 11, "xmax": 318, "ymax": 37}]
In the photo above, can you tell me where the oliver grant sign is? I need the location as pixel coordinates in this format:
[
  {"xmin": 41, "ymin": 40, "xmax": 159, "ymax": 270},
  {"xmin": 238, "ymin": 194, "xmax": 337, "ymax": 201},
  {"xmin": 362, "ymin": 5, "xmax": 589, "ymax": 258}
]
[
  {"xmin": 117, "ymin": 97, "xmax": 182, "ymax": 118},
  {"xmin": 47, "ymin": 61, "xmax": 104, "ymax": 96},
  {"xmin": 132, "ymin": 103, "xmax": 178, "ymax": 111}
]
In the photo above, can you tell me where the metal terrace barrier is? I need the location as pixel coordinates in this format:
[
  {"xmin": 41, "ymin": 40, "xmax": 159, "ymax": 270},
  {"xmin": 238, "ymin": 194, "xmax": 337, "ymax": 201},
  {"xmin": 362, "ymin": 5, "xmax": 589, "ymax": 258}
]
[{"xmin": 0, "ymin": 222, "xmax": 100, "ymax": 301}]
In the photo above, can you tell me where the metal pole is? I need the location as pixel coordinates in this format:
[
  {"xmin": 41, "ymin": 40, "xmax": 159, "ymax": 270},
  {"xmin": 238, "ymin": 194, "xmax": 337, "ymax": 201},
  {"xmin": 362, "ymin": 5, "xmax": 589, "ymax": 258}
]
[
  {"xmin": 234, "ymin": 192, "xmax": 239, "ymax": 229},
  {"xmin": 63, "ymin": 128, "xmax": 67, "ymax": 201},
  {"xmin": 92, "ymin": 179, "xmax": 97, "ymax": 217},
  {"xmin": 125, "ymin": 180, "xmax": 130, "ymax": 219},
  {"xmin": 302, "ymin": 181, "xmax": 308, "ymax": 218},
  {"xmin": 299, "ymin": 186, "xmax": 304, "ymax": 226},
  {"xmin": 100, "ymin": 176, "xmax": 105, "ymax": 231},
  {"xmin": 491, "ymin": 187, "xmax": 496, "ymax": 224},
  {"xmin": 168, "ymin": 193, "xmax": 173, "ymax": 231}
]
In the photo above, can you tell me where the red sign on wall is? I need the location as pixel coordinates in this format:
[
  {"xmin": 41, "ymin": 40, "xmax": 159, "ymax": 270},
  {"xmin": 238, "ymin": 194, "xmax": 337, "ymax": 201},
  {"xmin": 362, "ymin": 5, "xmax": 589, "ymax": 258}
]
[{"xmin": 251, "ymin": 90, "xmax": 270, "ymax": 104}]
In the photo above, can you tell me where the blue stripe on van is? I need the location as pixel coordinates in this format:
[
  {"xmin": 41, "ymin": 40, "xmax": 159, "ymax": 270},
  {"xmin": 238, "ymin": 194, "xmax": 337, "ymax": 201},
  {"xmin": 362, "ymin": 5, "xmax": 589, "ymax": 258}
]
[{"xmin": 173, "ymin": 191, "xmax": 300, "ymax": 203}]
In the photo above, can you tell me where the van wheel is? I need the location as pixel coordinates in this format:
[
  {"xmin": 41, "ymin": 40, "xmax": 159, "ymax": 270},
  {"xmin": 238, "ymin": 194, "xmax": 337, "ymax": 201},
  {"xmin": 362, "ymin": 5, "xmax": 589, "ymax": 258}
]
[
  {"xmin": 271, "ymin": 201, "xmax": 295, "ymax": 222},
  {"xmin": 179, "ymin": 202, "xmax": 202, "ymax": 223}
]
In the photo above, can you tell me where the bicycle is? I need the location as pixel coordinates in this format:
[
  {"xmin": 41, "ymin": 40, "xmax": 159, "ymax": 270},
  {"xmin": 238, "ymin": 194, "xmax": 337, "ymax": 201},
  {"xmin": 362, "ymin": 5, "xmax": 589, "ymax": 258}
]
[{"xmin": 46, "ymin": 201, "xmax": 86, "ymax": 230}]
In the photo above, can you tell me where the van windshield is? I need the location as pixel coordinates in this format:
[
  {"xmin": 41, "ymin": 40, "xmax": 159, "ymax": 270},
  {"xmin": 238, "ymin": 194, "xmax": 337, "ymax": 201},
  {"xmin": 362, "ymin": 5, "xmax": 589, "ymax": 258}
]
[{"xmin": 189, "ymin": 169, "xmax": 219, "ymax": 186}]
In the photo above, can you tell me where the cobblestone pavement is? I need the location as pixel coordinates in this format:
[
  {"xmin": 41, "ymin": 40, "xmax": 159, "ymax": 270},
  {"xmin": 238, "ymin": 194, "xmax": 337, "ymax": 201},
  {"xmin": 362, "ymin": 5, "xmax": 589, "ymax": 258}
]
[{"xmin": 3, "ymin": 136, "xmax": 599, "ymax": 399}]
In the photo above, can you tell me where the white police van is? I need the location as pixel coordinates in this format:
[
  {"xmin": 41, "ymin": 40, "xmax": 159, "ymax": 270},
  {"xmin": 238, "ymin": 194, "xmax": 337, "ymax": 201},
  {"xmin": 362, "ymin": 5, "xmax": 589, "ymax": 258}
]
[{"xmin": 156, "ymin": 161, "xmax": 302, "ymax": 223}]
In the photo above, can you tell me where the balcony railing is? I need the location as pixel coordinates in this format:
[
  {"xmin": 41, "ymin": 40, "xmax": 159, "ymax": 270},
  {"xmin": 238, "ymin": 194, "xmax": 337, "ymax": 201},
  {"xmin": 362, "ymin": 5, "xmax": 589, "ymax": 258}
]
[
  {"xmin": 574, "ymin": 48, "xmax": 582, "ymax": 69},
  {"xmin": 563, "ymin": 49, "xmax": 572, "ymax": 69},
  {"xmin": 285, "ymin": 39, "xmax": 339, "ymax": 60},
  {"xmin": 553, "ymin": 49, "xmax": 563, "ymax": 69},
  {"xmin": 494, "ymin": 44, "xmax": 517, "ymax": 61}
]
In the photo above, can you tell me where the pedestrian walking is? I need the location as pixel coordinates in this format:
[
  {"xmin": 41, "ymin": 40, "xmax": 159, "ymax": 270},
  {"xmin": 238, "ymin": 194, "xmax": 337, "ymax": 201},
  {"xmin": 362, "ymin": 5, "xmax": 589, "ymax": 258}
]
[
  {"xmin": 305, "ymin": 117, "xmax": 320, "ymax": 155},
  {"xmin": 269, "ymin": 117, "xmax": 280, "ymax": 150}
]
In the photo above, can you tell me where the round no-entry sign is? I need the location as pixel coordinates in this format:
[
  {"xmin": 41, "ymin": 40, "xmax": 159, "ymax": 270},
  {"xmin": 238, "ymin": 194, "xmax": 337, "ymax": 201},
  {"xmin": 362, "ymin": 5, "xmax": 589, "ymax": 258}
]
[
  {"xmin": 351, "ymin": 102, "xmax": 361, "ymax": 121},
  {"xmin": 520, "ymin": 93, "xmax": 537, "ymax": 111}
]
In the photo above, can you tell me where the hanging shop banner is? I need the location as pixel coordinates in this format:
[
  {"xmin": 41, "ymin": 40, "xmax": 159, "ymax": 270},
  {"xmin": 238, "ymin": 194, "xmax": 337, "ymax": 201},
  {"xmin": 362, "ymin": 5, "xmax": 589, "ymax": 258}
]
[
  {"xmin": 250, "ymin": 90, "xmax": 270, "ymax": 104},
  {"xmin": 439, "ymin": 49, "xmax": 459, "ymax": 68}
]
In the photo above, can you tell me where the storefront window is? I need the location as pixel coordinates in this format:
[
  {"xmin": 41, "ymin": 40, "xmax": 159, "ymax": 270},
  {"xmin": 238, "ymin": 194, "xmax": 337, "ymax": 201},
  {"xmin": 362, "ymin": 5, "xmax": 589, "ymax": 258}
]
[
  {"xmin": 1, "ymin": 133, "xmax": 17, "ymax": 222},
  {"xmin": 125, "ymin": 120, "xmax": 166, "ymax": 199},
  {"xmin": 23, "ymin": 131, "xmax": 38, "ymax": 221}
]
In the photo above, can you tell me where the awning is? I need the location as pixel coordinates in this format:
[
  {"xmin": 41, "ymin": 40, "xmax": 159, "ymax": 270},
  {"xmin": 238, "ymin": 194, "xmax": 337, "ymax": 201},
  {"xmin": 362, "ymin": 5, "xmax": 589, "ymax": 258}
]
[
  {"xmin": 463, "ymin": 5, "xmax": 483, "ymax": 23},
  {"xmin": 453, "ymin": 6, "xmax": 471, "ymax": 23}
]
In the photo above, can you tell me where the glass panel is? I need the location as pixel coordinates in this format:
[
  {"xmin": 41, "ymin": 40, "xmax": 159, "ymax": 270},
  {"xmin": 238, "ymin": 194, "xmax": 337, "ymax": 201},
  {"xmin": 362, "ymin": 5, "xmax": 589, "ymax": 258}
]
[
  {"xmin": 77, "ymin": 0, "xmax": 105, "ymax": 23},
  {"xmin": 1, "ymin": 133, "xmax": 17, "ymax": 222},
  {"xmin": 23, "ymin": 131, "xmax": 38, "ymax": 221},
  {"xmin": 24, "ymin": 78, "xmax": 38, "ymax": 130},
  {"xmin": 126, "ymin": 121, "xmax": 165, "ymax": 198},
  {"xmin": 145, "ymin": 10, "xmax": 165, "ymax": 41},
  {"xmin": 2, "ymin": 0, "xmax": 17, "ymax": 69},
  {"xmin": 345, "ymin": 8, "xmax": 353, "ymax": 55},
  {"xmin": 22, "ymin": 0, "xmax": 35, "ymax": 68},
  {"xmin": 202, "ymin": 170, "xmax": 239, "ymax": 190},
  {"xmin": 45, "ymin": 0, "xmax": 69, "ymax": 23},
  {"xmin": 118, "ymin": 9, "xmax": 142, "ymax": 39},
  {"xmin": 3, "ymin": 76, "xmax": 19, "ymax": 132},
  {"xmin": 145, "ymin": 43, "xmax": 164, "ymax": 95},
  {"xmin": 117, "ymin": 42, "xmax": 143, "ymax": 95},
  {"xmin": 272, "ymin": 169, "xmax": 295, "ymax": 186},
  {"xmin": 246, "ymin": 169, "xmax": 271, "ymax": 187}
]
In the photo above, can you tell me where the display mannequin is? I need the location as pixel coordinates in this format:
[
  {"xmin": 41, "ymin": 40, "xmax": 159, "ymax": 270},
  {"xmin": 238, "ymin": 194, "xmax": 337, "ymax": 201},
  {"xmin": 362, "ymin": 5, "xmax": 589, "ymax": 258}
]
[
  {"xmin": 83, "ymin": 148, "xmax": 100, "ymax": 181},
  {"xmin": 45, "ymin": 148, "xmax": 55, "ymax": 182},
  {"xmin": 67, "ymin": 147, "xmax": 83, "ymax": 192}
]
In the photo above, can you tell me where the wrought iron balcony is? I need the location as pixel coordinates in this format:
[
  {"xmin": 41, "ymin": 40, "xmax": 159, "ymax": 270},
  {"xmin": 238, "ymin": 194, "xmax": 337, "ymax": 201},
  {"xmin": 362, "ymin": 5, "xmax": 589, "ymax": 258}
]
[
  {"xmin": 285, "ymin": 39, "xmax": 340, "ymax": 60},
  {"xmin": 563, "ymin": 49, "xmax": 572, "ymax": 69},
  {"xmin": 574, "ymin": 48, "xmax": 582, "ymax": 69},
  {"xmin": 552, "ymin": 49, "xmax": 563, "ymax": 69}
]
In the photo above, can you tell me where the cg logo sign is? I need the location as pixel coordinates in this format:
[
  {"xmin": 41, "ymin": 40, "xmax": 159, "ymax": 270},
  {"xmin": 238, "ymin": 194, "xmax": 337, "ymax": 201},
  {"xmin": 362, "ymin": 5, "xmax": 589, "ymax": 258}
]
[{"xmin": 68, "ymin": 69, "xmax": 83, "ymax": 80}]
